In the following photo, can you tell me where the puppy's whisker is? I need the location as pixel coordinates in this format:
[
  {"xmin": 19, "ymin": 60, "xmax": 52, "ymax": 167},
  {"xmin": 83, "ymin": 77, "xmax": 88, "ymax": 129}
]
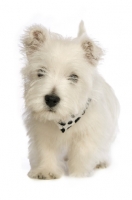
[{"xmin": 90, "ymin": 98, "xmax": 98, "ymax": 103}]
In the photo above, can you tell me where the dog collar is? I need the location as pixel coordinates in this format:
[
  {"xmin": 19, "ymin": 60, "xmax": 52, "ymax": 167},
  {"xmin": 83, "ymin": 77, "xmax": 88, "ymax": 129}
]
[{"xmin": 56, "ymin": 98, "xmax": 91, "ymax": 133}]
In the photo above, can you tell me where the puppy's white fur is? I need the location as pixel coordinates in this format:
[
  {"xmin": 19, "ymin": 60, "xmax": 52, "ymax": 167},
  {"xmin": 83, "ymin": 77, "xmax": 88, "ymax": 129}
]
[{"xmin": 21, "ymin": 21, "xmax": 119, "ymax": 179}]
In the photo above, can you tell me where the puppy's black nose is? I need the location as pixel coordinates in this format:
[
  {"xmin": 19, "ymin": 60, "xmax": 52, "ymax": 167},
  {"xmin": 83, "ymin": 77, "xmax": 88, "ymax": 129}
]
[{"xmin": 45, "ymin": 95, "xmax": 60, "ymax": 107}]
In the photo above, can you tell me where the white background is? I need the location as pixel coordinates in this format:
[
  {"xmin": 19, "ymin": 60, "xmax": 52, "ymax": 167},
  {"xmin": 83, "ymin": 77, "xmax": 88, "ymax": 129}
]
[{"xmin": 0, "ymin": 0, "xmax": 132, "ymax": 199}]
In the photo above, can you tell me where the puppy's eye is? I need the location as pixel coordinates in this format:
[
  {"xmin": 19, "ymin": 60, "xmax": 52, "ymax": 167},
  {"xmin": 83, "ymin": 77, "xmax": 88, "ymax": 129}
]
[
  {"xmin": 68, "ymin": 74, "xmax": 78, "ymax": 83},
  {"xmin": 37, "ymin": 68, "xmax": 46, "ymax": 78}
]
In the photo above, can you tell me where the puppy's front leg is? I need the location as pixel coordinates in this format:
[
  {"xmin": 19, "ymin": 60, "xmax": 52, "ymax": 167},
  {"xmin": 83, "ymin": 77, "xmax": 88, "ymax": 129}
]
[
  {"xmin": 28, "ymin": 154, "xmax": 63, "ymax": 180},
  {"xmin": 68, "ymin": 135, "xmax": 100, "ymax": 177},
  {"xmin": 28, "ymin": 131, "xmax": 63, "ymax": 180}
]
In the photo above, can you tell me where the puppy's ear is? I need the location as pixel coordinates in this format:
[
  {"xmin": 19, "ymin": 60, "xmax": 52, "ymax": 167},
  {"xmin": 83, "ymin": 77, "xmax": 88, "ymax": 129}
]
[
  {"xmin": 81, "ymin": 37, "xmax": 103, "ymax": 66},
  {"xmin": 21, "ymin": 25, "xmax": 48, "ymax": 55},
  {"xmin": 78, "ymin": 21, "xmax": 103, "ymax": 66},
  {"xmin": 77, "ymin": 20, "xmax": 86, "ymax": 37}
]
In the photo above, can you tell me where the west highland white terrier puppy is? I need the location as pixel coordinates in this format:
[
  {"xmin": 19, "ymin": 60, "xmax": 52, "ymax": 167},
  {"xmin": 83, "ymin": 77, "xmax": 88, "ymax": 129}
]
[{"xmin": 21, "ymin": 21, "xmax": 119, "ymax": 179}]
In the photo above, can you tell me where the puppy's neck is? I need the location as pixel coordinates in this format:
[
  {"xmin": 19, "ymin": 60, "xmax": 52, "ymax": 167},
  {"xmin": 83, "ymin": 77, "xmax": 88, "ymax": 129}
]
[{"xmin": 56, "ymin": 98, "xmax": 92, "ymax": 133}]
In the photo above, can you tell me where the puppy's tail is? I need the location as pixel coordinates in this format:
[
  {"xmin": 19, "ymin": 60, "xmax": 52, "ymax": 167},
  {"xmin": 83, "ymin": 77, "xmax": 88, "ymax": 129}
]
[{"xmin": 77, "ymin": 20, "xmax": 86, "ymax": 37}]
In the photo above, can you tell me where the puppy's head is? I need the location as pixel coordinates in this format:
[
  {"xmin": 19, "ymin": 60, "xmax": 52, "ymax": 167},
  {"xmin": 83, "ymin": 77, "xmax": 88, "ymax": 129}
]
[{"xmin": 21, "ymin": 21, "xmax": 103, "ymax": 121}]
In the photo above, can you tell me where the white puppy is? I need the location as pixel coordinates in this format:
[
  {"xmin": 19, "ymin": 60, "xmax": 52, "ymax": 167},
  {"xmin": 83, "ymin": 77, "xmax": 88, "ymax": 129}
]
[{"xmin": 21, "ymin": 21, "xmax": 119, "ymax": 179}]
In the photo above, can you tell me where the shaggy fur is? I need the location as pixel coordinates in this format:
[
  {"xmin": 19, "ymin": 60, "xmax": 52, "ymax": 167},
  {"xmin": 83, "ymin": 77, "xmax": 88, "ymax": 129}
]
[{"xmin": 21, "ymin": 21, "xmax": 119, "ymax": 179}]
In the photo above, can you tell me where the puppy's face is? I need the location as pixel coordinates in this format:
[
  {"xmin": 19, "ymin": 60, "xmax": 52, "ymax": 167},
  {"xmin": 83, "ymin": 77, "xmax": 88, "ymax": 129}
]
[{"xmin": 21, "ymin": 24, "xmax": 102, "ymax": 121}]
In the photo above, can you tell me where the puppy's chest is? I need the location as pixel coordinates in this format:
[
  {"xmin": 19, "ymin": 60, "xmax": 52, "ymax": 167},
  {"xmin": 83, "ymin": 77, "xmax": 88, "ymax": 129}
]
[{"xmin": 58, "ymin": 135, "xmax": 72, "ymax": 158}]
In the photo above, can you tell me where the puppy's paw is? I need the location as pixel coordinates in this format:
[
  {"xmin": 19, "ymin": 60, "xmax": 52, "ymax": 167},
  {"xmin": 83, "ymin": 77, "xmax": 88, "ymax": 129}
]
[
  {"xmin": 96, "ymin": 162, "xmax": 109, "ymax": 169},
  {"xmin": 69, "ymin": 168, "xmax": 93, "ymax": 177},
  {"xmin": 28, "ymin": 168, "xmax": 62, "ymax": 180},
  {"xmin": 69, "ymin": 172, "xmax": 90, "ymax": 177}
]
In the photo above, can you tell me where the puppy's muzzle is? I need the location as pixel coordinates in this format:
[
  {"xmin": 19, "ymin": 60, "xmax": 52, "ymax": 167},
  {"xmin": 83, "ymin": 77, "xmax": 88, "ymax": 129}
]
[{"xmin": 45, "ymin": 95, "xmax": 60, "ymax": 108}]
